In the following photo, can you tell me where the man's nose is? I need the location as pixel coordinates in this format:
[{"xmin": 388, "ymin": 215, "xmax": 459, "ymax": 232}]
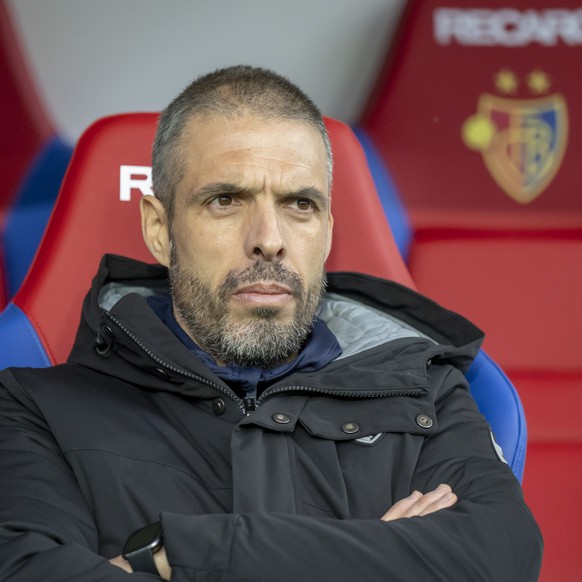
[{"xmin": 245, "ymin": 202, "xmax": 286, "ymax": 262}]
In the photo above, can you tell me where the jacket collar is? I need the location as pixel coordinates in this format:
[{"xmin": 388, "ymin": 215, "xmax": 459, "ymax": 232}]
[{"xmin": 68, "ymin": 255, "xmax": 483, "ymax": 400}]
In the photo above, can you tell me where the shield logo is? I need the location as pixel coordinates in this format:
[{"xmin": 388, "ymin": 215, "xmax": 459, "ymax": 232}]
[{"xmin": 462, "ymin": 93, "xmax": 568, "ymax": 204}]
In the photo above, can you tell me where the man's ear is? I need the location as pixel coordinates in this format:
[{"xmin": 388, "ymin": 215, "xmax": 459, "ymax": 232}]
[
  {"xmin": 324, "ymin": 211, "xmax": 334, "ymax": 261},
  {"xmin": 141, "ymin": 195, "xmax": 171, "ymax": 267}
]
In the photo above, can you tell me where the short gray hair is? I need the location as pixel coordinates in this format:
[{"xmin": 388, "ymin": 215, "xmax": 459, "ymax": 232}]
[{"xmin": 152, "ymin": 65, "xmax": 333, "ymax": 218}]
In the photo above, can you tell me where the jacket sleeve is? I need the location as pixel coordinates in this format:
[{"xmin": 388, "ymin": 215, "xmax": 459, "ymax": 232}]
[
  {"xmin": 0, "ymin": 374, "xmax": 158, "ymax": 581},
  {"xmin": 161, "ymin": 366, "xmax": 542, "ymax": 582}
]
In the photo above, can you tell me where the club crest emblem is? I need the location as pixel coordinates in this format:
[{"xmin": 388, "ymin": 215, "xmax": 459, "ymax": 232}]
[{"xmin": 462, "ymin": 69, "xmax": 568, "ymax": 204}]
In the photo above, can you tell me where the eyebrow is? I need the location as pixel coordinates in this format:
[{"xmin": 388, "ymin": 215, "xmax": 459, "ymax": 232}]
[
  {"xmin": 187, "ymin": 182, "xmax": 244, "ymax": 203},
  {"xmin": 290, "ymin": 186, "xmax": 330, "ymax": 208},
  {"xmin": 187, "ymin": 182, "xmax": 329, "ymax": 207}
]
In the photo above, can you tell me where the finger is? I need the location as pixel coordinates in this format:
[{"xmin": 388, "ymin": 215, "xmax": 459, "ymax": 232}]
[
  {"xmin": 381, "ymin": 484, "xmax": 456, "ymax": 521},
  {"xmin": 411, "ymin": 483, "xmax": 453, "ymax": 514},
  {"xmin": 109, "ymin": 556, "xmax": 133, "ymax": 573},
  {"xmin": 401, "ymin": 484, "xmax": 455, "ymax": 517},
  {"xmin": 417, "ymin": 490, "xmax": 457, "ymax": 516},
  {"xmin": 380, "ymin": 490, "xmax": 423, "ymax": 522}
]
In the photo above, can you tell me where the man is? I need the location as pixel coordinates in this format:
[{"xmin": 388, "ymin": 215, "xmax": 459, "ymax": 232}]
[{"xmin": 0, "ymin": 66, "xmax": 541, "ymax": 580}]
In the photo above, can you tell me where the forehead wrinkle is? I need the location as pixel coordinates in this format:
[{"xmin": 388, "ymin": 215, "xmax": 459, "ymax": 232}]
[
  {"xmin": 211, "ymin": 155, "xmax": 325, "ymax": 190},
  {"xmin": 180, "ymin": 116, "xmax": 330, "ymax": 200},
  {"xmin": 197, "ymin": 138, "xmax": 319, "ymax": 169},
  {"xmin": 227, "ymin": 158, "xmax": 320, "ymax": 181}
]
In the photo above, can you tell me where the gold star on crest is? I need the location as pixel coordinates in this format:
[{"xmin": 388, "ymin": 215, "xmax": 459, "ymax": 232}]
[
  {"xmin": 527, "ymin": 69, "xmax": 551, "ymax": 94},
  {"xmin": 494, "ymin": 69, "xmax": 518, "ymax": 94}
]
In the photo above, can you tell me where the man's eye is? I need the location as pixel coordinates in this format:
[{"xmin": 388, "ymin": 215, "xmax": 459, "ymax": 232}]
[
  {"xmin": 210, "ymin": 195, "xmax": 234, "ymax": 207},
  {"xmin": 294, "ymin": 198, "xmax": 315, "ymax": 211}
]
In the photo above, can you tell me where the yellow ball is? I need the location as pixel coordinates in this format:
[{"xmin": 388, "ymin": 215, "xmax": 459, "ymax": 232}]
[{"xmin": 462, "ymin": 114, "xmax": 496, "ymax": 150}]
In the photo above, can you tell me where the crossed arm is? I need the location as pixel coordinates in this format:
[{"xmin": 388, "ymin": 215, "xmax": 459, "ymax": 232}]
[
  {"xmin": 110, "ymin": 484, "xmax": 458, "ymax": 577},
  {"xmin": 0, "ymin": 365, "xmax": 542, "ymax": 581}
]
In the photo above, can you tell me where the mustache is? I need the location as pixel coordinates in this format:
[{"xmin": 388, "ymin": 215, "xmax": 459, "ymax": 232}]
[{"xmin": 219, "ymin": 262, "xmax": 304, "ymax": 301}]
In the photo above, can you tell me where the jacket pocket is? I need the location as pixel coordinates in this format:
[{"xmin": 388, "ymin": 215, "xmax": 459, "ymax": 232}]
[{"xmin": 297, "ymin": 395, "xmax": 438, "ymax": 442}]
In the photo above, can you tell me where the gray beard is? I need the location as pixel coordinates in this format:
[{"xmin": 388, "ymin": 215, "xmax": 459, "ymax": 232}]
[{"xmin": 168, "ymin": 249, "xmax": 326, "ymax": 368}]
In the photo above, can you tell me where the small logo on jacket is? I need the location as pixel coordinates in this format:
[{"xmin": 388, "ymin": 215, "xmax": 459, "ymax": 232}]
[
  {"xmin": 462, "ymin": 69, "xmax": 568, "ymax": 204},
  {"xmin": 490, "ymin": 430, "xmax": 508, "ymax": 464},
  {"xmin": 353, "ymin": 433, "xmax": 385, "ymax": 446}
]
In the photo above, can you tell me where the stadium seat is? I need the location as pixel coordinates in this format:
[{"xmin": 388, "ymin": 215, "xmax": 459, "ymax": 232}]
[
  {"xmin": 0, "ymin": 113, "xmax": 526, "ymax": 484},
  {"xmin": 2, "ymin": 136, "xmax": 73, "ymax": 298},
  {"xmin": 357, "ymin": 1, "xmax": 582, "ymax": 577},
  {"xmin": 353, "ymin": 128, "xmax": 412, "ymax": 261},
  {"xmin": 0, "ymin": 113, "xmax": 411, "ymax": 368},
  {"xmin": 357, "ymin": 0, "xmax": 582, "ymax": 365},
  {"xmin": 0, "ymin": 0, "xmax": 72, "ymax": 307}
]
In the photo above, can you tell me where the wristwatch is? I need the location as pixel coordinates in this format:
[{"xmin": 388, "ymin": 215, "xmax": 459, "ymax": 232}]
[{"xmin": 122, "ymin": 521, "xmax": 163, "ymax": 574}]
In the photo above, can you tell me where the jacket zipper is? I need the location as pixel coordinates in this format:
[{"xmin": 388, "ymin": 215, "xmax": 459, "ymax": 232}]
[
  {"xmin": 256, "ymin": 384, "xmax": 423, "ymax": 406},
  {"xmin": 104, "ymin": 313, "xmax": 248, "ymax": 415},
  {"xmin": 104, "ymin": 313, "xmax": 424, "ymax": 416},
  {"xmin": 243, "ymin": 395, "xmax": 257, "ymax": 413}
]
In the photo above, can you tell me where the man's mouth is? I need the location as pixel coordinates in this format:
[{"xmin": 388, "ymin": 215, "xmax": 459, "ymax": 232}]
[{"xmin": 232, "ymin": 282, "xmax": 294, "ymax": 306}]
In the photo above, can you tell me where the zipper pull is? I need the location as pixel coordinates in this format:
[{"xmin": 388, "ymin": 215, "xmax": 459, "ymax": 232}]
[
  {"xmin": 243, "ymin": 395, "xmax": 256, "ymax": 415},
  {"xmin": 243, "ymin": 385, "xmax": 257, "ymax": 415}
]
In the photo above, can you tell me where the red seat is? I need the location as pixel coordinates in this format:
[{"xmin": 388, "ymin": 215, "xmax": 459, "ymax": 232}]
[
  {"xmin": 0, "ymin": 111, "xmax": 530, "ymax": 485},
  {"xmin": 358, "ymin": 1, "xmax": 582, "ymax": 578},
  {"xmin": 0, "ymin": 0, "xmax": 52, "ymax": 216},
  {"xmin": 408, "ymin": 227, "xmax": 582, "ymax": 373},
  {"xmin": 0, "ymin": 1, "xmax": 71, "ymax": 308},
  {"xmin": 6, "ymin": 113, "xmax": 412, "ymax": 366},
  {"xmin": 360, "ymin": 0, "xmax": 582, "ymax": 219}
]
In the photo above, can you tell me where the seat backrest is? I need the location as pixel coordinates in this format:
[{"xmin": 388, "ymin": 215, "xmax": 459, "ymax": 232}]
[
  {"xmin": 2, "ymin": 136, "xmax": 73, "ymax": 299},
  {"xmin": 0, "ymin": 112, "xmax": 525, "ymax": 481},
  {"xmin": 353, "ymin": 127, "xmax": 412, "ymax": 261},
  {"xmin": 0, "ymin": 113, "xmax": 412, "ymax": 368},
  {"xmin": 0, "ymin": 1, "xmax": 71, "ymax": 308},
  {"xmin": 357, "ymin": 0, "xmax": 579, "ymax": 456},
  {"xmin": 466, "ymin": 350, "xmax": 526, "ymax": 480},
  {"xmin": 359, "ymin": 0, "xmax": 582, "ymax": 221},
  {"xmin": 408, "ymin": 226, "xmax": 582, "ymax": 374},
  {"xmin": 357, "ymin": 0, "xmax": 582, "ymax": 368},
  {"xmin": 0, "ymin": 0, "xmax": 52, "ymax": 210},
  {"xmin": 358, "ymin": 2, "xmax": 579, "ymax": 571}
]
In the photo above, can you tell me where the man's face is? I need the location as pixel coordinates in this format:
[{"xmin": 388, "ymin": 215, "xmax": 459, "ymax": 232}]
[{"xmin": 163, "ymin": 114, "xmax": 333, "ymax": 368}]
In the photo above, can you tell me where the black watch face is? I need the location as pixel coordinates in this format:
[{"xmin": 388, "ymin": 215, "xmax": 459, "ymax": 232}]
[{"xmin": 123, "ymin": 521, "xmax": 162, "ymax": 556}]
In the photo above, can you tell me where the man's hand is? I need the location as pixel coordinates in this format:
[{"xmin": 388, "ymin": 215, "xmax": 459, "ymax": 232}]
[
  {"xmin": 109, "ymin": 555, "xmax": 132, "ymax": 573},
  {"xmin": 110, "ymin": 547, "xmax": 172, "ymax": 579},
  {"xmin": 381, "ymin": 484, "xmax": 457, "ymax": 522}
]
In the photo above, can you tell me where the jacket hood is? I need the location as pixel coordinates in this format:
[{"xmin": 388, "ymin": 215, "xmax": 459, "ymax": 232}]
[{"xmin": 68, "ymin": 254, "xmax": 484, "ymax": 400}]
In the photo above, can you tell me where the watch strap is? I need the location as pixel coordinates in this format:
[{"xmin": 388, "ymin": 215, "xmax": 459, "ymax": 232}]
[
  {"xmin": 127, "ymin": 549, "xmax": 159, "ymax": 575},
  {"xmin": 122, "ymin": 521, "xmax": 163, "ymax": 575}
]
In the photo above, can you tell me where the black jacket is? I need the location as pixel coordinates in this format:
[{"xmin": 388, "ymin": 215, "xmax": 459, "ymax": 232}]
[{"xmin": 0, "ymin": 255, "xmax": 542, "ymax": 581}]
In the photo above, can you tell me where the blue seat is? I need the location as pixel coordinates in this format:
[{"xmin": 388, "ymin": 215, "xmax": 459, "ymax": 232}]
[
  {"xmin": 354, "ymin": 127, "xmax": 412, "ymax": 261},
  {"xmin": 466, "ymin": 351, "xmax": 527, "ymax": 482},
  {"xmin": 0, "ymin": 303, "xmax": 51, "ymax": 368},
  {"xmin": 2, "ymin": 136, "xmax": 73, "ymax": 298}
]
